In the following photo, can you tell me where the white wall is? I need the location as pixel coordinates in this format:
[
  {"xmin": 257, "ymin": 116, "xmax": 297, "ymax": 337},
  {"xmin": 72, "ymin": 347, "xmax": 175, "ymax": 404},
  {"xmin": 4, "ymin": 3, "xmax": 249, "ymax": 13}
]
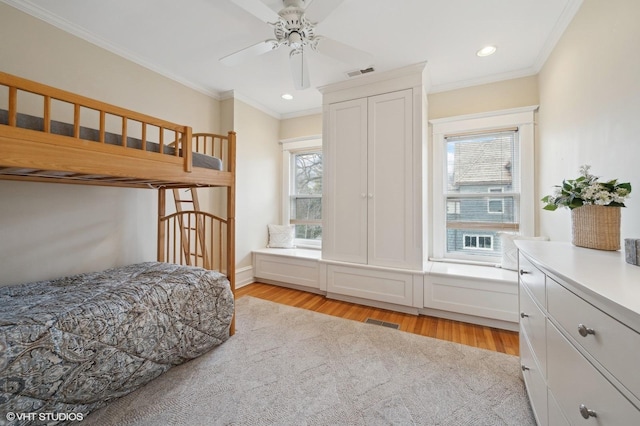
[
  {"xmin": 230, "ymin": 99, "xmax": 281, "ymax": 272},
  {"xmin": 0, "ymin": 4, "xmax": 220, "ymax": 286},
  {"xmin": 538, "ymin": 0, "xmax": 640, "ymax": 242}
]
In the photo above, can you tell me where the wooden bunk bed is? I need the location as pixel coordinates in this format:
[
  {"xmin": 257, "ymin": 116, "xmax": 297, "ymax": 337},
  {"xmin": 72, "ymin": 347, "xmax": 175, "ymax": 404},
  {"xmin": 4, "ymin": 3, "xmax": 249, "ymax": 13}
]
[
  {"xmin": 0, "ymin": 71, "xmax": 235, "ymax": 289},
  {"xmin": 0, "ymin": 71, "xmax": 237, "ymax": 418}
]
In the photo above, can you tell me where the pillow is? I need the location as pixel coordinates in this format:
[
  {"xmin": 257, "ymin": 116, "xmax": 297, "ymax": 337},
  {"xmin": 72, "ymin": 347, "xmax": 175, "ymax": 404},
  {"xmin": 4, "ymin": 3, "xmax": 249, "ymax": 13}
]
[
  {"xmin": 267, "ymin": 224, "xmax": 295, "ymax": 248},
  {"xmin": 499, "ymin": 233, "xmax": 549, "ymax": 271}
]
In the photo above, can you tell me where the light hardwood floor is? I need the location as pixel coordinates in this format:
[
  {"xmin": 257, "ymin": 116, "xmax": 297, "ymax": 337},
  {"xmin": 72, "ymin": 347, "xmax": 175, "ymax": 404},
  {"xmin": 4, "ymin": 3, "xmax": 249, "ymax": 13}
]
[{"xmin": 236, "ymin": 282, "xmax": 520, "ymax": 356}]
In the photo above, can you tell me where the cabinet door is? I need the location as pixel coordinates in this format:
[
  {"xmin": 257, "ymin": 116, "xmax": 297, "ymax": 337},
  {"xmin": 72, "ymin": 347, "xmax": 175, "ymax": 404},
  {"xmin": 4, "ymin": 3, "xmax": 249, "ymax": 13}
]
[
  {"xmin": 367, "ymin": 89, "xmax": 415, "ymax": 268},
  {"xmin": 323, "ymin": 98, "xmax": 368, "ymax": 264}
]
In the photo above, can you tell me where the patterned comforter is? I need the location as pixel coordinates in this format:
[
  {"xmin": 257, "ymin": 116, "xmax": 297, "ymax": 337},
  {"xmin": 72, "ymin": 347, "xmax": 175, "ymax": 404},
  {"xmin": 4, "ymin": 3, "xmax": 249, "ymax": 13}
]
[{"xmin": 0, "ymin": 262, "xmax": 234, "ymax": 424}]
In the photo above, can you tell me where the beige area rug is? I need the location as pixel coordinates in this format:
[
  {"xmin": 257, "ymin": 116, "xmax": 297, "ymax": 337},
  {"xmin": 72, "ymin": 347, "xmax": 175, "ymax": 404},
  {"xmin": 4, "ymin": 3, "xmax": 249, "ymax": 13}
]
[{"xmin": 84, "ymin": 296, "xmax": 535, "ymax": 425}]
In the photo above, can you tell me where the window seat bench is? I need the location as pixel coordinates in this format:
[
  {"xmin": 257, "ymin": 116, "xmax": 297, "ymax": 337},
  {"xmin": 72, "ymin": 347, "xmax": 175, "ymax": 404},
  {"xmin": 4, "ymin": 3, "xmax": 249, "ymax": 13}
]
[
  {"xmin": 423, "ymin": 262, "xmax": 520, "ymax": 331},
  {"xmin": 252, "ymin": 248, "xmax": 323, "ymax": 293},
  {"xmin": 252, "ymin": 249, "xmax": 519, "ymax": 330}
]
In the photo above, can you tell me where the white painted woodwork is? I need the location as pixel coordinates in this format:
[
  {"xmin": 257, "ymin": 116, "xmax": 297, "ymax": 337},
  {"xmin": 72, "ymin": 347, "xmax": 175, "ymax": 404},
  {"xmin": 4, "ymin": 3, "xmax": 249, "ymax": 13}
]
[
  {"xmin": 253, "ymin": 248, "xmax": 321, "ymax": 290},
  {"xmin": 547, "ymin": 276, "xmax": 640, "ymax": 399},
  {"xmin": 519, "ymin": 284, "xmax": 547, "ymax": 374},
  {"xmin": 518, "ymin": 254, "xmax": 546, "ymax": 307},
  {"xmin": 323, "ymin": 89, "xmax": 416, "ymax": 269},
  {"xmin": 319, "ymin": 64, "xmax": 427, "ymax": 307},
  {"xmin": 520, "ymin": 333, "xmax": 548, "ymax": 426},
  {"xmin": 323, "ymin": 98, "xmax": 368, "ymax": 264},
  {"xmin": 326, "ymin": 263, "xmax": 414, "ymax": 307},
  {"xmin": 423, "ymin": 261, "xmax": 519, "ymax": 328},
  {"xmin": 547, "ymin": 391, "xmax": 569, "ymax": 426},
  {"xmin": 547, "ymin": 321, "xmax": 640, "ymax": 424},
  {"xmin": 366, "ymin": 89, "xmax": 414, "ymax": 268},
  {"xmin": 516, "ymin": 240, "xmax": 640, "ymax": 425}
]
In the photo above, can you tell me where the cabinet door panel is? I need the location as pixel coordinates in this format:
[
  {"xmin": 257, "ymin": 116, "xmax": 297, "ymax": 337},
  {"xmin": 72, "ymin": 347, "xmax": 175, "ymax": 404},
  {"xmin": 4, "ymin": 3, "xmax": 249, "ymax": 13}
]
[
  {"xmin": 367, "ymin": 89, "xmax": 415, "ymax": 268},
  {"xmin": 323, "ymin": 98, "xmax": 368, "ymax": 264}
]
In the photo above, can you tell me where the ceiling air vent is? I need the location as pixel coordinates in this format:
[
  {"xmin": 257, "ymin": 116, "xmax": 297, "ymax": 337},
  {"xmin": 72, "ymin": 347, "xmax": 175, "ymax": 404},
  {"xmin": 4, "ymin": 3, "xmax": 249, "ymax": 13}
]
[{"xmin": 346, "ymin": 67, "xmax": 375, "ymax": 78}]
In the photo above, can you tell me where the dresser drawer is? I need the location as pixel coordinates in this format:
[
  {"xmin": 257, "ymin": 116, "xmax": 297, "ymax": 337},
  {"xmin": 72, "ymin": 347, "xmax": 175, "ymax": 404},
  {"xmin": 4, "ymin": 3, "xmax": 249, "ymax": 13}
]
[
  {"xmin": 547, "ymin": 321, "xmax": 640, "ymax": 424},
  {"xmin": 518, "ymin": 253, "xmax": 545, "ymax": 307},
  {"xmin": 520, "ymin": 333, "xmax": 548, "ymax": 426},
  {"xmin": 519, "ymin": 284, "xmax": 547, "ymax": 375},
  {"xmin": 547, "ymin": 277, "xmax": 640, "ymax": 401},
  {"xmin": 547, "ymin": 390, "xmax": 569, "ymax": 426}
]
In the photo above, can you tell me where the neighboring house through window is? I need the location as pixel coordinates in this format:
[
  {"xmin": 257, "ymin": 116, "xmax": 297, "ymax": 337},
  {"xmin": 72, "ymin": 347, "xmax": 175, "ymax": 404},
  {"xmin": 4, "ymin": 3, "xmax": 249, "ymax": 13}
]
[
  {"xmin": 281, "ymin": 137, "xmax": 322, "ymax": 248},
  {"xmin": 487, "ymin": 188, "xmax": 505, "ymax": 214},
  {"xmin": 430, "ymin": 106, "xmax": 537, "ymax": 264}
]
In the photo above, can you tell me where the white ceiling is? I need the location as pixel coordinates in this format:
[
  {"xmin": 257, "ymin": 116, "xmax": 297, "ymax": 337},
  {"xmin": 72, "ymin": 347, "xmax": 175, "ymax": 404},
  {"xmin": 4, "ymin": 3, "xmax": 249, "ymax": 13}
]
[{"xmin": 3, "ymin": 0, "xmax": 582, "ymax": 118}]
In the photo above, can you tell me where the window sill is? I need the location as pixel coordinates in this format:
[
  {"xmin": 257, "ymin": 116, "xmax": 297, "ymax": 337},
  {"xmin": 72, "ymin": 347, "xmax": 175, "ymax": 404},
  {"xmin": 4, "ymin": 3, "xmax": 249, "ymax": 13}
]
[
  {"xmin": 425, "ymin": 260, "xmax": 518, "ymax": 284},
  {"xmin": 253, "ymin": 247, "xmax": 322, "ymax": 260}
]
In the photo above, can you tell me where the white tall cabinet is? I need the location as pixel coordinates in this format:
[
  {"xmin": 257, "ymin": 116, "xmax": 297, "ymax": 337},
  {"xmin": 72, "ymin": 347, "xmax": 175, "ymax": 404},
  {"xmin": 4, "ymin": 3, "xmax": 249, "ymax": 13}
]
[{"xmin": 319, "ymin": 63, "xmax": 428, "ymax": 308}]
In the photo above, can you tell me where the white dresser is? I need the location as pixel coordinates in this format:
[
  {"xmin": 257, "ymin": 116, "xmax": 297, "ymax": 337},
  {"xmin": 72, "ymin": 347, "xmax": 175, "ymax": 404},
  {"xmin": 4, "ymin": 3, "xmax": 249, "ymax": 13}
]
[{"xmin": 516, "ymin": 240, "xmax": 640, "ymax": 425}]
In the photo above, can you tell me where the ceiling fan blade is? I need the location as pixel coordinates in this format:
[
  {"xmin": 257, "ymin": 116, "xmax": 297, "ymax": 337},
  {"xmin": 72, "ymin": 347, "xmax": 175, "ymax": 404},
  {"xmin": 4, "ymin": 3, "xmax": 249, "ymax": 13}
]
[
  {"xmin": 304, "ymin": 0, "xmax": 346, "ymax": 23},
  {"xmin": 315, "ymin": 37, "xmax": 373, "ymax": 68},
  {"xmin": 220, "ymin": 40, "xmax": 275, "ymax": 66},
  {"xmin": 290, "ymin": 49, "xmax": 310, "ymax": 90},
  {"xmin": 231, "ymin": 0, "xmax": 280, "ymax": 23}
]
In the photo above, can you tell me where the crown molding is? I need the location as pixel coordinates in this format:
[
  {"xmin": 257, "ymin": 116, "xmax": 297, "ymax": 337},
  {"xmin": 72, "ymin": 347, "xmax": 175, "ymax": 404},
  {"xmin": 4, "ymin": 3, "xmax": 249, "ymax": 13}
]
[
  {"xmin": 221, "ymin": 90, "xmax": 282, "ymax": 119},
  {"xmin": 281, "ymin": 107, "xmax": 322, "ymax": 119},
  {"xmin": 318, "ymin": 61, "xmax": 428, "ymax": 95},
  {"xmin": 429, "ymin": 104, "xmax": 539, "ymax": 126},
  {"xmin": 429, "ymin": 67, "xmax": 538, "ymax": 94},
  {"xmin": 1, "ymin": 0, "xmax": 221, "ymax": 100},
  {"xmin": 533, "ymin": 0, "xmax": 584, "ymax": 72}
]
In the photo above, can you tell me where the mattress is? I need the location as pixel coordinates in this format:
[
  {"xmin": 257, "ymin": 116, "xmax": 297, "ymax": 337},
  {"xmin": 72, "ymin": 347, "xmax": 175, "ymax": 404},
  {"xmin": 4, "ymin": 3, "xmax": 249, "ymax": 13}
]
[
  {"xmin": 0, "ymin": 110, "xmax": 223, "ymax": 171},
  {"xmin": 0, "ymin": 262, "xmax": 234, "ymax": 421}
]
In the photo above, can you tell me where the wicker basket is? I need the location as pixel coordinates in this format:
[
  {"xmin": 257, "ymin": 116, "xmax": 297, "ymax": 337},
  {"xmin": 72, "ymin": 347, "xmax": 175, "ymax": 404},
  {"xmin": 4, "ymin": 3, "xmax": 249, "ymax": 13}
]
[{"xmin": 571, "ymin": 205, "xmax": 621, "ymax": 250}]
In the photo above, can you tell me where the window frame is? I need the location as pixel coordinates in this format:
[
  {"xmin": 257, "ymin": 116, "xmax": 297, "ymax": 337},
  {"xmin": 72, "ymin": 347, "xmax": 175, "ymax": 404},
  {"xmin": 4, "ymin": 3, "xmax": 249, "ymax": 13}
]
[
  {"xmin": 430, "ymin": 106, "xmax": 537, "ymax": 264},
  {"xmin": 463, "ymin": 234, "xmax": 494, "ymax": 250},
  {"xmin": 487, "ymin": 187, "xmax": 505, "ymax": 214},
  {"xmin": 281, "ymin": 136, "xmax": 323, "ymax": 249}
]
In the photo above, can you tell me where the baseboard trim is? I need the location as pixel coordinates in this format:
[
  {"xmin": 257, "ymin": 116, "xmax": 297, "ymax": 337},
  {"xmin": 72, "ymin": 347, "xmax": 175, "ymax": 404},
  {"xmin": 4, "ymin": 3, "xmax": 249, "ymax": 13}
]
[
  {"xmin": 326, "ymin": 292, "xmax": 419, "ymax": 315},
  {"xmin": 419, "ymin": 306, "xmax": 519, "ymax": 331},
  {"xmin": 254, "ymin": 278, "xmax": 325, "ymax": 295},
  {"xmin": 235, "ymin": 266, "xmax": 254, "ymax": 288}
]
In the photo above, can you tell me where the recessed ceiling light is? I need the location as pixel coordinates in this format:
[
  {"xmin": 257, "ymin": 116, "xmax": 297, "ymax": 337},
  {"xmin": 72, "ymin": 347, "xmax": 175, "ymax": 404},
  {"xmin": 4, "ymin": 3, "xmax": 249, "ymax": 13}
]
[
  {"xmin": 281, "ymin": 93, "xmax": 294, "ymax": 100},
  {"xmin": 476, "ymin": 45, "xmax": 497, "ymax": 57}
]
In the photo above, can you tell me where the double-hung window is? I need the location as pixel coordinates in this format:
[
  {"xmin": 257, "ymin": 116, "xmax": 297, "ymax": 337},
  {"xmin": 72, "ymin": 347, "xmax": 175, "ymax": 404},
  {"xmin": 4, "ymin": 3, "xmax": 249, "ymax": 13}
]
[
  {"xmin": 430, "ymin": 107, "xmax": 537, "ymax": 264},
  {"xmin": 281, "ymin": 137, "xmax": 322, "ymax": 248}
]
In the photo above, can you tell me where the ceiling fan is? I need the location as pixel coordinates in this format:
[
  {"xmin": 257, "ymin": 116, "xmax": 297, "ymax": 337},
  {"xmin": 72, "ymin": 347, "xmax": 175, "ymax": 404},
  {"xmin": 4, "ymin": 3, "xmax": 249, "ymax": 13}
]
[{"xmin": 221, "ymin": 0, "xmax": 373, "ymax": 90}]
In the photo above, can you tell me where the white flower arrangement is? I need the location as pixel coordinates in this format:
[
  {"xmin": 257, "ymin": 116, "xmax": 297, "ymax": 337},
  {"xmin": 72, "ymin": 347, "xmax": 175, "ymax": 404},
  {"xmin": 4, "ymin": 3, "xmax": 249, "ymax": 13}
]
[{"xmin": 542, "ymin": 165, "xmax": 632, "ymax": 211}]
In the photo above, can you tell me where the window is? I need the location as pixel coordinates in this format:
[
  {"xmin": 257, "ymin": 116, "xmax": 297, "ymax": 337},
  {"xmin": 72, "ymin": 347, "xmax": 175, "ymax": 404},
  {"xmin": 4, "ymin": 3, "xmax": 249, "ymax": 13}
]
[
  {"xmin": 463, "ymin": 234, "xmax": 493, "ymax": 250},
  {"xmin": 447, "ymin": 200, "xmax": 461, "ymax": 215},
  {"xmin": 281, "ymin": 137, "xmax": 322, "ymax": 247},
  {"xmin": 291, "ymin": 152, "xmax": 322, "ymax": 242},
  {"xmin": 488, "ymin": 188, "xmax": 505, "ymax": 214},
  {"xmin": 431, "ymin": 106, "xmax": 537, "ymax": 264}
]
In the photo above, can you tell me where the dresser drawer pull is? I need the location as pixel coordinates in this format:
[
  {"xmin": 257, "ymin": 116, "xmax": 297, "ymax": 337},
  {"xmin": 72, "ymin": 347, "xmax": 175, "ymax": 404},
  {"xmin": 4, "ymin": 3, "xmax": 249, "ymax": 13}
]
[
  {"xmin": 520, "ymin": 312, "xmax": 529, "ymax": 318},
  {"xmin": 519, "ymin": 269, "xmax": 530, "ymax": 276},
  {"xmin": 521, "ymin": 365, "xmax": 530, "ymax": 371},
  {"xmin": 579, "ymin": 404, "xmax": 597, "ymax": 419},
  {"xmin": 577, "ymin": 324, "xmax": 596, "ymax": 337}
]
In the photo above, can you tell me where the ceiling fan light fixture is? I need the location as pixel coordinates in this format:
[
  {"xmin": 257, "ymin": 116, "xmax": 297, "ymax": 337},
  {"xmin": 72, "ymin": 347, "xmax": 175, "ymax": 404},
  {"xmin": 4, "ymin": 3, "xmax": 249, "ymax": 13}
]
[
  {"xmin": 226, "ymin": 0, "xmax": 372, "ymax": 90},
  {"xmin": 476, "ymin": 45, "xmax": 497, "ymax": 57},
  {"xmin": 288, "ymin": 31, "xmax": 302, "ymax": 47}
]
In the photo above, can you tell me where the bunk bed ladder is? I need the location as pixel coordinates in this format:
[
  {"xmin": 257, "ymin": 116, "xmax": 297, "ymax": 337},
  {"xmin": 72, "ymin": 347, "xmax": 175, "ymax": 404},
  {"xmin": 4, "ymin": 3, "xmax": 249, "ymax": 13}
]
[{"xmin": 172, "ymin": 188, "xmax": 210, "ymax": 269}]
